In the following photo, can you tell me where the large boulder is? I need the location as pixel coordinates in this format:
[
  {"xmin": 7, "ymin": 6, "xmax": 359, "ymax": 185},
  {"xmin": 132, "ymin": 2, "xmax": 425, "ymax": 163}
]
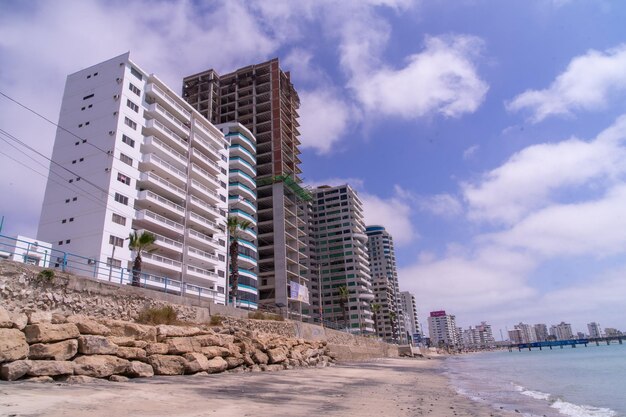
[
  {"xmin": 205, "ymin": 356, "xmax": 228, "ymax": 374},
  {"xmin": 109, "ymin": 337, "xmax": 148, "ymax": 348},
  {"xmin": 126, "ymin": 361, "xmax": 154, "ymax": 378},
  {"xmin": 194, "ymin": 333, "xmax": 234, "ymax": 347},
  {"xmin": 27, "ymin": 311, "xmax": 52, "ymax": 325},
  {"xmin": 116, "ymin": 347, "xmax": 147, "ymax": 361},
  {"xmin": 0, "ymin": 360, "xmax": 32, "ymax": 381},
  {"xmin": 23, "ymin": 323, "xmax": 80, "ymax": 344},
  {"xmin": 156, "ymin": 325, "xmax": 205, "ymax": 340},
  {"xmin": 78, "ymin": 336, "xmax": 118, "ymax": 355},
  {"xmin": 267, "ymin": 347, "xmax": 288, "ymax": 364},
  {"xmin": 73, "ymin": 355, "xmax": 130, "ymax": 378},
  {"xmin": 0, "ymin": 306, "xmax": 12, "ymax": 328},
  {"xmin": 166, "ymin": 337, "xmax": 201, "ymax": 354},
  {"xmin": 99, "ymin": 319, "xmax": 156, "ymax": 342},
  {"xmin": 225, "ymin": 356, "xmax": 244, "ymax": 370},
  {"xmin": 8, "ymin": 311, "xmax": 28, "ymax": 330},
  {"xmin": 29, "ymin": 339, "xmax": 78, "ymax": 361},
  {"xmin": 27, "ymin": 360, "xmax": 74, "ymax": 377},
  {"xmin": 145, "ymin": 343, "xmax": 169, "ymax": 355},
  {"xmin": 252, "ymin": 350, "xmax": 269, "ymax": 365},
  {"xmin": 0, "ymin": 328, "xmax": 29, "ymax": 363},
  {"xmin": 201, "ymin": 346, "xmax": 230, "ymax": 359},
  {"xmin": 147, "ymin": 355, "xmax": 186, "ymax": 375},
  {"xmin": 67, "ymin": 315, "xmax": 111, "ymax": 336},
  {"xmin": 183, "ymin": 352, "xmax": 210, "ymax": 374}
]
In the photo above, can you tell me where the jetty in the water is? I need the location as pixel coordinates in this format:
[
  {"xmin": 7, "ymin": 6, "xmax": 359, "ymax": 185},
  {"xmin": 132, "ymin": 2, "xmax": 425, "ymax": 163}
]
[{"xmin": 509, "ymin": 335, "xmax": 624, "ymax": 352}]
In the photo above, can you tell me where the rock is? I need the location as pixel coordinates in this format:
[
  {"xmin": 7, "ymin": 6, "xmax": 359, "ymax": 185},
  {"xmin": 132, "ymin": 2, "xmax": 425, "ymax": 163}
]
[
  {"xmin": 166, "ymin": 337, "xmax": 201, "ymax": 354},
  {"xmin": 57, "ymin": 375, "xmax": 98, "ymax": 384},
  {"xmin": 192, "ymin": 371, "xmax": 209, "ymax": 376},
  {"xmin": 28, "ymin": 311, "xmax": 52, "ymax": 324},
  {"xmin": 116, "ymin": 347, "xmax": 146, "ymax": 361},
  {"xmin": 205, "ymin": 356, "xmax": 228, "ymax": 374},
  {"xmin": 225, "ymin": 356, "xmax": 244, "ymax": 369},
  {"xmin": 23, "ymin": 323, "xmax": 80, "ymax": 343},
  {"xmin": 243, "ymin": 354, "xmax": 255, "ymax": 367},
  {"xmin": 0, "ymin": 328, "xmax": 29, "ymax": 362},
  {"xmin": 156, "ymin": 325, "xmax": 204, "ymax": 340},
  {"xmin": 29, "ymin": 339, "xmax": 78, "ymax": 361},
  {"xmin": 201, "ymin": 346, "xmax": 230, "ymax": 359},
  {"xmin": 266, "ymin": 364, "xmax": 284, "ymax": 372},
  {"xmin": 27, "ymin": 360, "xmax": 74, "ymax": 376},
  {"xmin": 183, "ymin": 352, "xmax": 210, "ymax": 374},
  {"xmin": 109, "ymin": 375, "xmax": 129, "ymax": 382},
  {"xmin": 51, "ymin": 313, "xmax": 67, "ymax": 324},
  {"xmin": 0, "ymin": 360, "xmax": 32, "ymax": 381},
  {"xmin": 252, "ymin": 350, "xmax": 269, "ymax": 365},
  {"xmin": 194, "ymin": 333, "xmax": 234, "ymax": 347},
  {"xmin": 249, "ymin": 364, "xmax": 262, "ymax": 373},
  {"xmin": 8, "ymin": 311, "xmax": 28, "ymax": 330},
  {"xmin": 267, "ymin": 347, "xmax": 287, "ymax": 364},
  {"xmin": 73, "ymin": 355, "xmax": 130, "ymax": 378},
  {"xmin": 109, "ymin": 337, "xmax": 148, "ymax": 348},
  {"xmin": 147, "ymin": 355, "xmax": 186, "ymax": 375},
  {"xmin": 100, "ymin": 319, "xmax": 156, "ymax": 342},
  {"xmin": 25, "ymin": 376, "xmax": 54, "ymax": 383},
  {"xmin": 67, "ymin": 315, "xmax": 111, "ymax": 336},
  {"xmin": 126, "ymin": 361, "xmax": 154, "ymax": 378},
  {"xmin": 0, "ymin": 305, "xmax": 11, "ymax": 328},
  {"xmin": 145, "ymin": 343, "xmax": 169, "ymax": 355},
  {"xmin": 78, "ymin": 336, "xmax": 118, "ymax": 355}
]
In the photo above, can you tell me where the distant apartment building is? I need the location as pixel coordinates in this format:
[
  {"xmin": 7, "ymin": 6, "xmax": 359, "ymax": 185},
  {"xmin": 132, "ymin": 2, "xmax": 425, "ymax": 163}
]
[
  {"xmin": 550, "ymin": 322, "xmax": 574, "ymax": 340},
  {"xmin": 400, "ymin": 291, "xmax": 422, "ymax": 343},
  {"xmin": 604, "ymin": 328, "xmax": 622, "ymax": 337},
  {"xmin": 37, "ymin": 53, "xmax": 230, "ymax": 303},
  {"xmin": 463, "ymin": 322, "xmax": 495, "ymax": 348},
  {"xmin": 366, "ymin": 225, "xmax": 404, "ymax": 342},
  {"xmin": 508, "ymin": 329, "xmax": 523, "ymax": 344},
  {"xmin": 534, "ymin": 323, "xmax": 549, "ymax": 342},
  {"xmin": 587, "ymin": 322, "xmax": 603, "ymax": 338},
  {"xmin": 428, "ymin": 310, "xmax": 459, "ymax": 348},
  {"xmin": 0, "ymin": 235, "xmax": 52, "ymax": 267},
  {"xmin": 217, "ymin": 123, "xmax": 258, "ymax": 309},
  {"xmin": 305, "ymin": 185, "xmax": 374, "ymax": 334},
  {"xmin": 183, "ymin": 59, "xmax": 310, "ymax": 317},
  {"xmin": 514, "ymin": 323, "xmax": 537, "ymax": 343}
]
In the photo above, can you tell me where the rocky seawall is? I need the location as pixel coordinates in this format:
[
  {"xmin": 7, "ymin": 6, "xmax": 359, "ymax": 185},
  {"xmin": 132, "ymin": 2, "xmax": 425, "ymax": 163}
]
[{"xmin": 0, "ymin": 306, "xmax": 333, "ymax": 382}]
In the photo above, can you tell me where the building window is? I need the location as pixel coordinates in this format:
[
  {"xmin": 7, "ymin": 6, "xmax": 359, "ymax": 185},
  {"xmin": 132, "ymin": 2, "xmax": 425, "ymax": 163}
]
[
  {"xmin": 107, "ymin": 258, "xmax": 122, "ymax": 268},
  {"xmin": 120, "ymin": 153, "xmax": 133, "ymax": 167},
  {"xmin": 112, "ymin": 213, "xmax": 126, "ymax": 225},
  {"xmin": 121, "ymin": 134, "xmax": 135, "ymax": 148},
  {"xmin": 126, "ymin": 99, "xmax": 139, "ymax": 113},
  {"xmin": 83, "ymin": 94, "xmax": 94, "ymax": 100},
  {"xmin": 117, "ymin": 172, "xmax": 131, "ymax": 185},
  {"xmin": 130, "ymin": 66, "xmax": 143, "ymax": 80},
  {"xmin": 61, "ymin": 219, "xmax": 66, "ymax": 224},
  {"xmin": 129, "ymin": 83, "xmax": 141, "ymax": 96},
  {"xmin": 65, "ymin": 239, "xmax": 71, "ymax": 244},
  {"xmin": 109, "ymin": 235, "xmax": 124, "ymax": 247},
  {"xmin": 124, "ymin": 117, "xmax": 137, "ymax": 130},
  {"xmin": 114, "ymin": 193, "xmax": 129, "ymax": 205}
]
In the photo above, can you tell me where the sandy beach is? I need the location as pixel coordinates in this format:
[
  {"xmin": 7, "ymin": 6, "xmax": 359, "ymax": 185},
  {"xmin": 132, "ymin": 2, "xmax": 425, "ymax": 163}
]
[{"xmin": 0, "ymin": 358, "xmax": 517, "ymax": 417}]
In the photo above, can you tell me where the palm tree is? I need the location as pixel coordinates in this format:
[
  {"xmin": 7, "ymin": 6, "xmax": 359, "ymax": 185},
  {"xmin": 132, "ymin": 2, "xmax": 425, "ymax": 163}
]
[
  {"xmin": 338, "ymin": 285, "xmax": 349, "ymax": 330},
  {"xmin": 227, "ymin": 216, "xmax": 252, "ymax": 307},
  {"xmin": 128, "ymin": 231, "xmax": 156, "ymax": 287},
  {"xmin": 371, "ymin": 303, "xmax": 381, "ymax": 337}
]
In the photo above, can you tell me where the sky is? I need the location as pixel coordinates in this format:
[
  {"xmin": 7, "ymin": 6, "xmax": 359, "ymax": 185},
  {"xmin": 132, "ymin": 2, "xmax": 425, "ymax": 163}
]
[{"xmin": 1, "ymin": 0, "xmax": 626, "ymax": 337}]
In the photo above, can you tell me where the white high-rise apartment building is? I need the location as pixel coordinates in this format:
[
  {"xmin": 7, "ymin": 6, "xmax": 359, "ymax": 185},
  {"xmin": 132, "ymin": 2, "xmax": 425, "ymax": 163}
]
[
  {"xmin": 587, "ymin": 322, "xmax": 602, "ymax": 338},
  {"xmin": 514, "ymin": 322, "xmax": 537, "ymax": 343},
  {"xmin": 428, "ymin": 310, "xmax": 459, "ymax": 348},
  {"xmin": 38, "ymin": 53, "xmax": 230, "ymax": 303},
  {"xmin": 366, "ymin": 225, "xmax": 404, "ymax": 342},
  {"xmin": 550, "ymin": 322, "xmax": 574, "ymax": 340},
  {"xmin": 534, "ymin": 323, "xmax": 549, "ymax": 342},
  {"xmin": 399, "ymin": 291, "xmax": 422, "ymax": 343}
]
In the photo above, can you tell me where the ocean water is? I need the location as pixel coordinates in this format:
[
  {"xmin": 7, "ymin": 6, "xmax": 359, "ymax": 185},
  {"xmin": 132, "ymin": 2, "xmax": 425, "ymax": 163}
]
[{"xmin": 443, "ymin": 343, "xmax": 626, "ymax": 417}]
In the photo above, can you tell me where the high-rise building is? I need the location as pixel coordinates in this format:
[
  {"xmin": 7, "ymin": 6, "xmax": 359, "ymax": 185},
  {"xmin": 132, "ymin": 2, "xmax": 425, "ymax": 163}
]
[
  {"xmin": 508, "ymin": 329, "xmax": 523, "ymax": 344},
  {"xmin": 428, "ymin": 310, "xmax": 459, "ymax": 348},
  {"xmin": 587, "ymin": 322, "xmax": 602, "ymax": 338},
  {"xmin": 182, "ymin": 59, "xmax": 310, "ymax": 316},
  {"xmin": 534, "ymin": 323, "xmax": 549, "ymax": 342},
  {"xmin": 399, "ymin": 291, "xmax": 421, "ymax": 343},
  {"xmin": 514, "ymin": 322, "xmax": 537, "ymax": 343},
  {"xmin": 38, "ymin": 53, "xmax": 230, "ymax": 303},
  {"xmin": 463, "ymin": 322, "xmax": 495, "ymax": 348},
  {"xmin": 217, "ymin": 123, "xmax": 258, "ymax": 309},
  {"xmin": 306, "ymin": 185, "xmax": 375, "ymax": 334},
  {"xmin": 550, "ymin": 322, "xmax": 574, "ymax": 340},
  {"xmin": 366, "ymin": 225, "xmax": 404, "ymax": 342}
]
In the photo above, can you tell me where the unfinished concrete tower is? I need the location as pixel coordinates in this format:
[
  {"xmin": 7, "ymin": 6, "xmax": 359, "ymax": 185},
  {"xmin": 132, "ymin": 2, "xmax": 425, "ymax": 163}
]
[{"xmin": 183, "ymin": 59, "xmax": 311, "ymax": 317}]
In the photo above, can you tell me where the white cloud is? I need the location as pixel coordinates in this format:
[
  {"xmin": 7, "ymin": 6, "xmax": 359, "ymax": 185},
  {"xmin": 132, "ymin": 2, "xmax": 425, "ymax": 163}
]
[
  {"xmin": 298, "ymin": 88, "xmax": 353, "ymax": 154},
  {"xmin": 361, "ymin": 191, "xmax": 416, "ymax": 246},
  {"xmin": 507, "ymin": 44, "xmax": 626, "ymax": 123},
  {"xmin": 351, "ymin": 35, "xmax": 488, "ymax": 119},
  {"xmin": 419, "ymin": 194, "xmax": 464, "ymax": 218},
  {"xmin": 463, "ymin": 144, "xmax": 479, "ymax": 160},
  {"xmin": 463, "ymin": 114, "xmax": 626, "ymax": 224}
]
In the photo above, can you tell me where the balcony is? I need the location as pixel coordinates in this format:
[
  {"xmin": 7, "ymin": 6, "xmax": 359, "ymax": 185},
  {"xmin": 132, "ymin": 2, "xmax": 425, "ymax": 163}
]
[
  {"xmin": 229, "ymin": 182, "xmax": 256, "ymax": 201},
  {"xmin": 145, "ymin": 102, "xmax": 190, "ymax": 138},
  {"xmin": 193, "ymin": 120, "xmax": 225, "ymax": 149},
  {"xmin": 144, "ymin": 118, "xmax": 188, "ymax": 154},
  {"xmin": 191, "ymin": 148, "xmax": 221, "ymax": 175},
  {"xmin": 186, "ymin": 264, "xmax": 219, "ymax": 282},
  {"xmin": 190, "ymin": 163, "xmax": 221, "ymax": 188},
  {"xmin": 187, "ymin": 245, "xmax": 221, "ymax": 266},
  {"xmin": 226, "ymin": 132, "xmax": 256, "ymax": 152},
  {"xmin": 193, "ymin": 135, "xmax": 222, "ymax": 157},
  {"xmin": 237, "ymin": 254, "xmax": 257, "ymax": 268},
  {"xmin": 138, "ymin": 172, "xmax": 185, "ymax": 202},
  {"xmin": 229, "ymin": 169, "xmax": 256, "ymax": 191},
  {"xmin": 229, "ymin": 195, "xmax": 256, "ymax": 213},
  {"xmin": 145, "ymin": 82, "xmax": 191, "ymax": 122},
  {"xmin": 229, "ymin": 208, "xmax": 256, "ymax": 225},
  {"xmin": 189, "ymin": 195, "xmax": 222, "ymax": 221},
  {"xmin": 229, "ymin": 156, "xmax": 256, "ymax": 177},
  {"xmin": 143, "ymin": 136, "xmax": 187, "ymax": 168},
  {"xmin": 136, "ymin": 190, "xmax": 185, "ymax": 219},
  {"xmin": 149, "ymin": 231, "xmax": 183, "ymax": 254},
  {"xmin": 141, "ymin": 153, "xmax": 187, "ymax": 185},
  {"xmin": 135, "ymin": 209, "xmax": 184, "ymax": 235},
  {"xmin": 140, "ymin": 251, "xmax": 182, "ymax": 273},
  {"xmin": 190, "ymin": 179, "xmax": 222, "ymax": 205},
  {"xmin": 187, "ymin": 229, "xmax": 224, "ymax": 251},
  {"xmin": 188, "ymin": 211, "xmax": 221, "ymax": 234},
  {"xmin": 230, "ymin": 144, "xmax": 256, "ymax": 166}
]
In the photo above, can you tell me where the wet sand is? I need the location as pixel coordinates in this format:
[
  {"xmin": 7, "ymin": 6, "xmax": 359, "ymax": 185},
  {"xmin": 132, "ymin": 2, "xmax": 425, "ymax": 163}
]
[{"xmin": 0, "ymin": 358, "xmax": 516, "ymax": 417}]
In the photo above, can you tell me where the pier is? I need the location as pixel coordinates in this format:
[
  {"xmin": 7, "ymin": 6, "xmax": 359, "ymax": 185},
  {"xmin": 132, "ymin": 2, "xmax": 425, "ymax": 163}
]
[{"xmin": 508, "ymin": 336, "xmax": 624, "ymax": 352}]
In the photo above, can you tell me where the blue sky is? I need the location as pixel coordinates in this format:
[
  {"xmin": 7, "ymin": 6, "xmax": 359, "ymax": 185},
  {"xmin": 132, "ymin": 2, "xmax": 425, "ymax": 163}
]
[{"xmin": 1, "ymin": 0, "xmax": 625, "ymax": 336}]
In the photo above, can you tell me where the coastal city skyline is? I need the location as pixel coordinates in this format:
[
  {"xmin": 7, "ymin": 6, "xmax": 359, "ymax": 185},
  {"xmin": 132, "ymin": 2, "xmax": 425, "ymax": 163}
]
[{"xmin": 1, "ymin": 1, "xmax": 626, "ymax": 334}]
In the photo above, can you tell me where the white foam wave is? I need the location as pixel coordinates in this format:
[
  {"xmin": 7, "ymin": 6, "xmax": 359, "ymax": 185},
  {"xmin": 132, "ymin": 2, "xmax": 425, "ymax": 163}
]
[
  {"xmin": 551, "ymin": 399, "xmax": 617, "ymax": 417},
  {"xmin": 514, "ymin": 384, "xmax": 551, "ymax": 400}
]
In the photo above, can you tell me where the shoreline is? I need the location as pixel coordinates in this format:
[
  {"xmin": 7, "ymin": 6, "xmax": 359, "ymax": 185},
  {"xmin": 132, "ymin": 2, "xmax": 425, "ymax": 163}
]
[{"xmin": 0, "ymin": 357, "xmax": 518, "ymax": 417}]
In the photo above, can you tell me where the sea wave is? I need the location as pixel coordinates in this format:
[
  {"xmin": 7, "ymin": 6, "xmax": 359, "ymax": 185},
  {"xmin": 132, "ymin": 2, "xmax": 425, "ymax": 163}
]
[
  {"xmin": 515, "ymin": 385, "xmax": 551, "ymax": 401},
  {"xmin": 551, "ymin": 399, "xmax": 617, "ymax": 417}
]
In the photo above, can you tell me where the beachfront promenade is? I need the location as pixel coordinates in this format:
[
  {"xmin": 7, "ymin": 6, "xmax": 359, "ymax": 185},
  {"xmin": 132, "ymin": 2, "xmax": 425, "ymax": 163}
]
[{"xmin": 508, "ymin": 335, "xmax": 625, "ymax": 351}]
